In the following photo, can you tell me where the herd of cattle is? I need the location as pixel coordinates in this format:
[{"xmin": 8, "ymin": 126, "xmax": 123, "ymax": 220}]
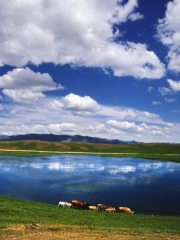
[{"xmin": 58, "ymin": 200, "xmax": 134, "ymax": 213}]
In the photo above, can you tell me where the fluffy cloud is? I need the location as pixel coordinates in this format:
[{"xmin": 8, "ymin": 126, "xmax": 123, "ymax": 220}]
[
  {"xmin": 0, "ymin": 90, "xmax": 175, "ymax": 141},
  {"xmin": 0, "ymin": 0, "xmax": 165, "ymax": 79},
  {"xmin": 48, "ymin": 123, "xmax": 77, "ymax": 133},
  {"xmin": 106, "ymin": 121, "xmax": 178, "ymax": 139},
  {"xmin": 158, "ymin": 78, "xmax": 180, "ymax": 98},
  {"xmin": 105, "ymin": 120, "xmax": 171, "ymax": 137},
  {"xmin": 2, "ymin": 90, "xmax": 45, "ymax": 103},
  {"xmin": 99, "ymin": 106, "xmax": 162, "ymax": 124},
  {"xmin": 47, "ymin": 100, "xmax": 64, "ymax": 111},
  {"xmin": 167, "ymin": 79, "xmax": 180, "ymax": 91},
  {"xmin": 0, "ymin": 123, "xmax": 77, "ymax": 135},
  {"xmin": 0, "ymin": 121, "xmax": 177, "ymax": 142},
  {"xmin": 46, "ymin": 94, "xmax": 163, "ymax": 124},
  {"xmin": 0, "ymin": 92, "xmax": 178, "ymax": 142},
  {"xmin": 62, "ymin": 94, "xmax": 101, "ymax": 112},
  {"xmin": 0, "ymin": 67, "xmax": 60, "ymax": 102},
  {"xmin": 31, "ymin": 123, "xmax": 77, "ymax": 134},
  {"xmin": 157, "ymin": 0, "xmax": 180, "ymax": 72},
  {"xmin": 87, "ymin": 124, "xmax": 106, "ymax": 134},
  {"xmin": 0, "ymin": 68, "xmax": 56, "ymax": 91},
  {"xmin": 106, "ymin": 120, "xmax": 166, "ymax": 135},
  {"xmin": 0, "ymin": 104, "xmax": 3, "ymax": 110},
  {"xmin": 128, "ymin": 12, "xmax": 144, "ymax": 21},
  {"xmin": 106, "ymin": 120, "xmax": 171, "ymax": 136},
  {"xmin": 1, "ymin": 91, "xmax": 166, "ymax": 132},
  {"xmin": 47, "ymin": 93, "xmax": 101, "ymax": 113},
  {"xmin": 107, "ymin": 120, "xmax": 137, "ymax": 130},
  {"xmin": 111, "ymin": 0, "xmax": 143, "ymax": 23}
]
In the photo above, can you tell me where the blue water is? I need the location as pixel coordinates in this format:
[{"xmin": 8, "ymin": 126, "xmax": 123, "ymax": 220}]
[{"xmin": 0, "ymin": 155, "xmax": 180, "ymax": 215}]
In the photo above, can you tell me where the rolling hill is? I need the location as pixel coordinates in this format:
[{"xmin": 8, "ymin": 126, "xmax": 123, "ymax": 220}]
[{"xmin": 0, "ymin": 134, "xmax": 138, "ymax": 144}]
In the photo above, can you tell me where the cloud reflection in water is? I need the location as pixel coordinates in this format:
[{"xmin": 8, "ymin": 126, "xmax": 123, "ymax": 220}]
[{"xmin": 0, "ymin": 155, "xmax": 179, "ymax": 192}]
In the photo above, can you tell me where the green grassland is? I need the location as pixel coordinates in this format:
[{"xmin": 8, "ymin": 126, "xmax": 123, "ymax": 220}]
[
  {"xmin": 0, "ymin": 195, "xmax": 180, "ymax": 236},
  {"xmin": 0, "ymin": 140, "xmax": 180, "ymax": 162}
]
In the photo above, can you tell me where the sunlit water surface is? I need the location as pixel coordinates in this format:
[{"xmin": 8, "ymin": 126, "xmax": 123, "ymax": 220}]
[{"xmin": 0, "ymin": 155, "xmax": 180, "ymax": 215}]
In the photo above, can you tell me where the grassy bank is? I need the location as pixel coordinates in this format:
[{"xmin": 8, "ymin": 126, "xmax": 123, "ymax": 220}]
[
  {"xmin": 0, "ymin": 195, "xmax": 180, "ymax": 239},
  {"xmin": 1, "ymin": 140, "xmax": 180, "ymax": 154},
  {"xmin": 1, "ymin": 140, "xmax": 180, "ymax": 162}
]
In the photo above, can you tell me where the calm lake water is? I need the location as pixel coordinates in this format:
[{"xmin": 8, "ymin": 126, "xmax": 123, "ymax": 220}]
[{"xmin": 0, "ymin": 155, "xmax": 180, "ymax": 215}]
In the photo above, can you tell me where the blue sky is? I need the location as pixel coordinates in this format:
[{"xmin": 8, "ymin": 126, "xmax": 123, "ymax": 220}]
[{"xmin": 0, "ymin": 0, "xmax": 180, "ymax": 142}]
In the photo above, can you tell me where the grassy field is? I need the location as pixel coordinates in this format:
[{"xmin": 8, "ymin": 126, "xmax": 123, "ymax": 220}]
[
  {"xmin": 1, "ymin": 140, "xmax": 180, "ymax": 162},
  {"xmin": 0, "ymin": 195, "xmax": 180, "ymax": 239}
]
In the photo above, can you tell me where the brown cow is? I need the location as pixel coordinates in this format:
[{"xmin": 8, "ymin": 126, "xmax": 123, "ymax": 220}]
[
  {"xmin": 119, "ymin": 207, "xmax": 134, "ymax": 214},
  {"xmin": 106, "ymin": 207, "xmax": 116, "ymax": 213},
  {"xmin": 88, "ymin": 206, "xmax": 99, "ymax": 211},
  {"xmin": 71, "ymin": 200, "xmax": 90, "ymax": 209},
  {"xmin": 97, "ymin": 204, "xmax": 107, "ymax": 211}
]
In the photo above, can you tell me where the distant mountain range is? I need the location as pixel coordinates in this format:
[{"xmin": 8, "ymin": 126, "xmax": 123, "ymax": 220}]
[{"xmin": 0, "ymin": 134, "xmax": 139, "ymax": 145}]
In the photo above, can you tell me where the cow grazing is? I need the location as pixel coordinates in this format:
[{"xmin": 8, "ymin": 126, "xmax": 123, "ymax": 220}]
[
  {"xmin": 58, "ymin": 201, "xmax": 67, "ymax": 207},
  {"xmin": 65, "ymin": 202, "xmax": 72, "ymax": 208},
  {"xmin": 88, "ymin": 206, "xmax": 99, "ymax": 211},
  {"xmin": 97, "ymin": 204, "xmax": 107, "ymax": 211},
  {"xmin": 71, "ymin": 200, "xmax": 90, "ymax": 209},
  {"xmin": 119, "ymin": 207, "xmax": 134, "ymax": 214},
  {"xmin": 105, "ymin": 207, "xmax": 116, "ymax": 213}
]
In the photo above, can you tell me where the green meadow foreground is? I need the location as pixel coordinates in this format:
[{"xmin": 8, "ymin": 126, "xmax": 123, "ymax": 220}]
[
  {"xmin": 0, "ymin": 195, "xmax": 180, "ymax": 240},
  {"xmin": 1, "ymin": 140, "xmax": 180, "ymax": 162}
]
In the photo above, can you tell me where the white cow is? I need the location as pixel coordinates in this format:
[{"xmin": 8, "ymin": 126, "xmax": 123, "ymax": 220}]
[
  {"xmin": 58, "ymin": 201, "xmax": 72, "ymax": 208},
  {"xmin": 58, "ymin": 201, "xmax": 67, "ymax": 207}
]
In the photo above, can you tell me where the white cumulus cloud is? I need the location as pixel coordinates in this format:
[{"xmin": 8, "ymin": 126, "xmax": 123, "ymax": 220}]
[
  {"xmin": 111, "ymin": 0, "xmax": 142, "ymax": 23},
  {"xmin": 157, "ymin": 0, "xmax": 180, "ymax": 72},
  {"xmin": 0, "ymin": 0, "xmax": 165, "ymax": 79},
  {"xmin": 107, "ymin": 120, "xmax": 136, "ymax": 130},
  {"xmin": 47, "ymin": 93, "xmax": 101, "ymax": 113},
  {"xmin": 2, "ymin": 90, "xmax": 45, "ymax": 103},
  {"xmin": 0, "ymin": 67, "xmax": 61, "ymax": 103},
  {"xmin": 47, "ymin": 123, "xmax": 77, "ymax": 133},
  {"xmin": 0, "ymin": 67, "xmax": 56, "ymax": 91},
  {"xmin": 167, "ymin": 79, "xmax": 180, "ymax": 91},
  {"xmin": 62, "ymin": 94, "xmax": 101, "ymax": 112}
]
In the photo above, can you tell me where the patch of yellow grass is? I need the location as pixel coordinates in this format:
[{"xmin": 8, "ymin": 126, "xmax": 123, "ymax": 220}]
[{"xmin": 1, "ymin": 224, "xmax": 180, "ymax": 240}]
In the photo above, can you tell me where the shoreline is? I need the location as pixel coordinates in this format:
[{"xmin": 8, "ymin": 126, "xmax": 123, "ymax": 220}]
[{"xmin": 1, "ymin": 148, "xmax": 180, "ymax": 163}]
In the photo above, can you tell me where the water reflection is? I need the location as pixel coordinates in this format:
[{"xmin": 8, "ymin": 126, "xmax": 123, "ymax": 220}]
[{"xmin": 0, "ymin": 155, "xmax": 180, "ymax": 215}]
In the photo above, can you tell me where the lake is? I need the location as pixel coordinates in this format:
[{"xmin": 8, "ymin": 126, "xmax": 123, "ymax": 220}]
[{"xmin": 0, "ymin": 155, "xmax": 180, "ymax": 215}]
